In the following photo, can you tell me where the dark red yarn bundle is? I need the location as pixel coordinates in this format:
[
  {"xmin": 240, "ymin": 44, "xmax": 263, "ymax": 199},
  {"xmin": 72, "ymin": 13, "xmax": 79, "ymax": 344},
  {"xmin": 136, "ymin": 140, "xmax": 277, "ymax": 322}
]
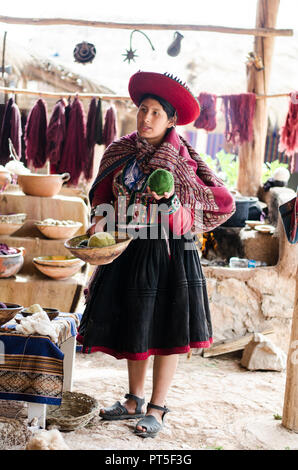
[
  {"xmin": 0, "ymin": 98, "xmax": 22, "ymax": 165},
  {"xmin": 278, "ymin": 93, "xmax": 298, "ymax": 171},
  {"xmin": 194, "ymin": 93, "xmax": 217, "ymax": 132},
  {"xmin": 24, "ymin": 99, "xmax": 48, "ymax": 168},
  {"xmin": 102, "ymin": 106, "xmax": 117, "ymax": 148},
  {"xmin": 222, "ymin": 93, "xmax": 256, "ymax": 146},
  {"xmin": 46, "ymin": 99, "xmax": 66, "ymax": 174},
  {"xmin": 57, "ymin": 97, "xmax": 88, "ymax": 185},
  {"xmin": 85, "ymin": 97, "xmax": 98, "ymax": 181}
]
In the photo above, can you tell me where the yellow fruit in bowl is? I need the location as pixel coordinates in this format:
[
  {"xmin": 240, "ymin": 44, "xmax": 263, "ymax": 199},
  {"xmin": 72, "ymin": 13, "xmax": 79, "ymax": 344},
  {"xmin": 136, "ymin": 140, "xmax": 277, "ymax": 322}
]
[{"xmin": 88, "ymin": 232, "xmax": 116, "ymax": 248}]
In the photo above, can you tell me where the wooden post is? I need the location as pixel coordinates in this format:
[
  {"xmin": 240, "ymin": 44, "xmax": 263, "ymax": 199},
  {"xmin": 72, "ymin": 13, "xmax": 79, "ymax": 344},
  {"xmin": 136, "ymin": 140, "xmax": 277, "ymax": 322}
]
[
  {"xmin": 282, "ymin": 267, "xmax": 298, "ymax": 432},
  {"xmin": 237, "ymin": 0, "xmax": 280, "ymax": 196}
]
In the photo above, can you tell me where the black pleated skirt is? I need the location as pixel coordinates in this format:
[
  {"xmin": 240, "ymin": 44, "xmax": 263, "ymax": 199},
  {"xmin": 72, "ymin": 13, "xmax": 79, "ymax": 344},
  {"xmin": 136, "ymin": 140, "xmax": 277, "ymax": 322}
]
[{"xmin": 78, "ymin": 227, "xmax": 213, "ymax": 360}]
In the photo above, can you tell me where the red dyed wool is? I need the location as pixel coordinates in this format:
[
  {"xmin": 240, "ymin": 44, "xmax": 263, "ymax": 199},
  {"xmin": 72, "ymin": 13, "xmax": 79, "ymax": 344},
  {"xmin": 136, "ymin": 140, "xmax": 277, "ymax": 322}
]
[
  {"xmin": 278, "ymin": 93, "xmax": 298, "ymax": 171},
  {"xmin": 46, "ymin": 99, "xmax": 66, "ymax": 174},
  {"xmin": 102, "ymin": 106, "xmax": 117, "ymax": 148},
  {"xmin": 24, "ymin": 99, "xmax": 48, "ymax": 168},
  {"xmin": 0, "ymin": 98, "xmax": 22, "ymax": 164},
  {"xmin": 84, "ymin": 97, "xmax": 98, "ymax": 181},
  {"xmin": 194, "ymin": 93, "xmax": 217, "ymax": 132},
  {"xmin": 222, "ymin": 93, "xmax": 256, "ymax": 146},
  {"xmin": 57, "ymin": 97, "xmax": 88, "ymax": 185}
]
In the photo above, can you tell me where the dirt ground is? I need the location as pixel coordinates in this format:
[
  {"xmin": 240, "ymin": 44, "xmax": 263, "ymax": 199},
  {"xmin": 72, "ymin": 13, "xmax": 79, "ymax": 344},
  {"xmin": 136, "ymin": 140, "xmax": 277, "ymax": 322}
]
[{"xmin": 58, "ymin": 349, "xmax": 298, "ymax": 451}]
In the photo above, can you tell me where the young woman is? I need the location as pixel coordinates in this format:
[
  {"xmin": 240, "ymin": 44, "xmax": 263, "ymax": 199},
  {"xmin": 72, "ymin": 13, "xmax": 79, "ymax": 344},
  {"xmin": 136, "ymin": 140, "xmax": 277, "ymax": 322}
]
[{"xmin": 78, "ymin": 71, "xmax": 235, "ymax": 438}]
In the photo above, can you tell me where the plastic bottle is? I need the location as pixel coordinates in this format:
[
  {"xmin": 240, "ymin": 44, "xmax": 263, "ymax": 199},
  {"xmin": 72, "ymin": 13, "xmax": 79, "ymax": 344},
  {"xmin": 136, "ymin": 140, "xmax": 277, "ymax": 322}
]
[{"xmin": 229, "ymin": 257, "xmax": 267, "ymax": 268}]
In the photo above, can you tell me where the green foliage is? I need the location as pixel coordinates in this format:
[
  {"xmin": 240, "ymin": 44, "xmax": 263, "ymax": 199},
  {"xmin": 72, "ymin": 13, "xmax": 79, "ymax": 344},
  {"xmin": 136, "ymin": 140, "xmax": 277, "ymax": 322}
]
[{"xmin": 201, "ymin": 151, "xmax": 289, "ymax": 189}]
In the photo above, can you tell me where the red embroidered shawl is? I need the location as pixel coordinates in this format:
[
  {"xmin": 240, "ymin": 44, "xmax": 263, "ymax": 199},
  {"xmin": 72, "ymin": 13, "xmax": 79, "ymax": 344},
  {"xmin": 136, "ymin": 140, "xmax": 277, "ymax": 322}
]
[{"xmin": 90, "ymin": 128, "xmax": 235, "ymax": 232}]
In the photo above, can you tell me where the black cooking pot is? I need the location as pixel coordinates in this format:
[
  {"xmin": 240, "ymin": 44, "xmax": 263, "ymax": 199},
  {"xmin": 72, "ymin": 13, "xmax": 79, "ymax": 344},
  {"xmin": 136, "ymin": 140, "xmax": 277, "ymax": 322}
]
[{"xmin": 222, "ymin": 196, "xmax": 259, "ymax": 227}]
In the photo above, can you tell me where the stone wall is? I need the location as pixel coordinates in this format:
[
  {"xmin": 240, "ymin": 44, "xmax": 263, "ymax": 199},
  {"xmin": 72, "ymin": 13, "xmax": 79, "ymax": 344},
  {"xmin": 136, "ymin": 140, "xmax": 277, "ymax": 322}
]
[{"xmin": 203, "ymin": 187, "xmax": 297, "ymax": 352}]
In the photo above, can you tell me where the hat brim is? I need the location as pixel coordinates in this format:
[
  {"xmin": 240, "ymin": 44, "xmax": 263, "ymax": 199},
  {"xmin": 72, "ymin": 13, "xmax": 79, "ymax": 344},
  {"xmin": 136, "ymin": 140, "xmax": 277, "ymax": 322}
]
[{"xmin": 128, "ymin": 72, "xmax": 200, "ymax": 125}]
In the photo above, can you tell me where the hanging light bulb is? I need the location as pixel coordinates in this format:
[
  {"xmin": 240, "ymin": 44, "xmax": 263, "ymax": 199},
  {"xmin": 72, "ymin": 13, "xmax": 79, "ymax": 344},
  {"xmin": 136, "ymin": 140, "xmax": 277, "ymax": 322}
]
[{"xmin": 167, "ymin": 31, "xmax": 184, "ymax": 57}]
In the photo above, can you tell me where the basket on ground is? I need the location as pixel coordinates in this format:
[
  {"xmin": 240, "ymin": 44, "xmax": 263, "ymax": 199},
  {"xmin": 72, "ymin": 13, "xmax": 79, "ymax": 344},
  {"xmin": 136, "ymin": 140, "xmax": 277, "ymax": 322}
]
[
  {"xmin": 0, "ymin": 303, "xmax": 23, "ymax": 326},
  {"xmin": 64, "ymin": 232, "xmax": 133, "ymax": 266},
  {"xmin": 46, "ymin": 391, "xmax": 99, "ymax": 431}
]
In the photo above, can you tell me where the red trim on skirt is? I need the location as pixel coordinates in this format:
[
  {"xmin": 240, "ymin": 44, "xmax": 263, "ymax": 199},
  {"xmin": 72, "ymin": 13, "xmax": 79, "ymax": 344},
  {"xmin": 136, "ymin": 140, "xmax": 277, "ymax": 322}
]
[{"xmin": 76, "ymin": 334, "xmax": 213, "ymax": 360}]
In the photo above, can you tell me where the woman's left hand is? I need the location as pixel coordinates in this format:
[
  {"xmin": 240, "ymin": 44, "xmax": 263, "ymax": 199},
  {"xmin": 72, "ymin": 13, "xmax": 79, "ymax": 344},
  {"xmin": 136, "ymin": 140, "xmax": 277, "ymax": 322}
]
[{"xmin": 147, "ymin": 185, "xmax": 175, "ymax": 201}]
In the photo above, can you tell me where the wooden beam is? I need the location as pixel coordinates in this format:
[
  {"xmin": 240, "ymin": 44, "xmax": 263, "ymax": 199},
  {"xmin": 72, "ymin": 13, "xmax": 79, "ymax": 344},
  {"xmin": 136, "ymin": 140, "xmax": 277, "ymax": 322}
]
[
  {"xmin": 237, "ymin": 0, "xmax": 281, "ymax": 196},
  {"xmin": 282, "ymin": 268, "xmax": 298, "ymax": 432},
  {"xmin": 0, "ymin": 85, "xmax": 131, "ymax": 101},
  {"xmin": 203, "ymin": 328, "xmax": 274, "ymax": 358},
  {"xmin": 0, "ymin": 15, "xmax": 293, "ymax": 37}
]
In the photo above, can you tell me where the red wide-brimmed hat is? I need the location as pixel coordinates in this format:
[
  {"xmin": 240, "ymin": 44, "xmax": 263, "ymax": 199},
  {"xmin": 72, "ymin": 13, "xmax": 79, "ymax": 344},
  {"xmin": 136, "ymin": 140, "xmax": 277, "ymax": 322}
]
[{"xmin": 128, "ymin": 71, "xmax": 200, "ymax": 125}]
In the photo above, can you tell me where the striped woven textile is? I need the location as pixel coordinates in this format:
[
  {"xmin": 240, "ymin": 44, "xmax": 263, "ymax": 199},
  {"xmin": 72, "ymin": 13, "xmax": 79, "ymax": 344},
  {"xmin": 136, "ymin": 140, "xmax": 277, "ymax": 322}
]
[{"xmin": 0, "ymin": 332, "xmax": 64, "ymax": 405}]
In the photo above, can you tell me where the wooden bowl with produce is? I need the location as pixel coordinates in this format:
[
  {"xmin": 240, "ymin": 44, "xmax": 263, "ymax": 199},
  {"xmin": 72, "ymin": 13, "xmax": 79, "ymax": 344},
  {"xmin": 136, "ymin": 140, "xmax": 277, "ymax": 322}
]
[{"xmin": 64, "ymin": 232, "xmax": 133, "ymax": 266}]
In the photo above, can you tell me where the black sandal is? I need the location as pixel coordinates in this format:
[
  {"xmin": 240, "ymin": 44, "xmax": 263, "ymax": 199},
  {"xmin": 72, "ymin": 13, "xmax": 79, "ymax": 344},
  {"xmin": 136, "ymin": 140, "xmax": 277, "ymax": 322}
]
[
  {"xmin": 99, "ymin": 393, "xmax": 145, "ymax": 420},
  {"xmin": 134, "ymin": 402, "xmax": 170, "ymax": 438}
]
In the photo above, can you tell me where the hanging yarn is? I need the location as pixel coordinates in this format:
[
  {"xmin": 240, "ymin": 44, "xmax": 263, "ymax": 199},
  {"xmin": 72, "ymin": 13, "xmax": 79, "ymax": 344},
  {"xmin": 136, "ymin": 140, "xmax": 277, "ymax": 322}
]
[
  {"xmin": 57, "ymin": 97, "xmax": 88, "ymax": 186},
  {"xmin": 278, "ymin": 93, "xmax": 298, "ymax": 172},
  {"xmin": 102, "ymin": 105, "xmax": 117, "ymax": 148},
  {"xmin": 222, "ymin": 93, "xmax": 256, "ymax": 146},
  {"xmin": 85, "ymin": 97, "xmax": 98, "ymax": 181},
  {"xmin": 24, "ymin": 99, "xmax": 48, "ymax": 168},
  {"xmin": 46, "ymin": 99, "xmax": 66, "ymax": 174},
  {"xmin": 95, "ymin": 98, "xmax": 103, "ymax": 145},
  {"xmin": 194, "ymin": 93, "xmax": 217, "ymax": 132},
  {"xmin": 0, "ymin": 98, "xmax": 22, "ymax": 165}
]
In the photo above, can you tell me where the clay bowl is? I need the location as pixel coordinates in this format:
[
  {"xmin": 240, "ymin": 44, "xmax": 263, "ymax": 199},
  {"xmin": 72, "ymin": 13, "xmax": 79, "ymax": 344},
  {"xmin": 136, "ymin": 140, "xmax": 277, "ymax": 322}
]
[
  {"xmin": 0, "ymin": 213, "xmax": 27, "ymax": 236},
  {"xmin": 33, "ymin": 255, "xmax": 83, "ymax": 267},
  {"xmin": 0, "ymin": 248, "xmax": 25, "ymax": 278},
  {"xmin": 33, "ymin": 258, "xmax": 85, "ymax": 280},
  {"xmin": 64, "ymin": 232, "xmax": 133, "ymax": 266},
  {"xmin": 35, "ymin": 222, "xmax": 82, "ymax": 239},
  {"xmin": 17, "ymin": 173, "xmax": 70, "ymax": 197},
  {"xmin": 21, "ymin": 307, "xmax": 59, "ymax": 321},
  {"xmin": 0, "ymin": 303, "xmax": 23, "ymax": 326},
  {"xmin": 245, "ymin": 220, "xmax": 265, "ymax": 229}
]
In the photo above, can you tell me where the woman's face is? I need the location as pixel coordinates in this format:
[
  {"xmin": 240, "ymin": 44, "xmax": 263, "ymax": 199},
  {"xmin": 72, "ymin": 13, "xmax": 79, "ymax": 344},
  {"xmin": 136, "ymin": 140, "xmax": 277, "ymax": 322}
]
[{"xmin": 137, "ymin": 97, "xmax": 175, "ymax": 146}]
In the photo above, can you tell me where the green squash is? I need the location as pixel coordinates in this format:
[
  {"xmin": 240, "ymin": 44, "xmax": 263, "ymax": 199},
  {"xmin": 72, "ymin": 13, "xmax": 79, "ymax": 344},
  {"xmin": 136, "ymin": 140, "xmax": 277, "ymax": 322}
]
[{"xmin": 147, "ymin": 169, "xmax": 174, "ymax": 196}]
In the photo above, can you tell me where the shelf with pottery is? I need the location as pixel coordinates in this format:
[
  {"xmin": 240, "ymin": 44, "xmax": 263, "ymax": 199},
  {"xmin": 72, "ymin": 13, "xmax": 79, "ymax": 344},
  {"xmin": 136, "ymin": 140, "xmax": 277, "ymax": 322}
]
[
  {"xmin": 0, "ymin": 185, "xmax": 89, "ymax": 233},
  {"xmin": 0, "ymin": 187, "xmax": 90, "ymax": 313}
]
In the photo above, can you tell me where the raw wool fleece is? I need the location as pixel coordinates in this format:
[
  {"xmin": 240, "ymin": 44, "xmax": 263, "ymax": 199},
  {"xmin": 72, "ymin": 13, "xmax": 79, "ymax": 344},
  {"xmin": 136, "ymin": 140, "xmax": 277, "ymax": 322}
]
[
  {"xmin": 26, "ymin": 429, "xmax": 69, "ymax": 450},
  {"xmin": 24, "ymin": 99, "xmax": 48, "ymax": 168},
  {"xmin": 16, "ymin": 310, "xmax": 59, "ymax": 343}
]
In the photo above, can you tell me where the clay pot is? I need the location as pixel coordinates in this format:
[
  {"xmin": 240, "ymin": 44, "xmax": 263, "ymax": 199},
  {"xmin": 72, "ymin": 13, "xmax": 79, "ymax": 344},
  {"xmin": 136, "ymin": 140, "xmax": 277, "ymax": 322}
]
[
  {"xmin": 17, "ymin": 173, "xmax": 70, "ymax": 197},
  {"xmin": 0, "ymin": 248, "xmax": 25, "ymax": 278}
]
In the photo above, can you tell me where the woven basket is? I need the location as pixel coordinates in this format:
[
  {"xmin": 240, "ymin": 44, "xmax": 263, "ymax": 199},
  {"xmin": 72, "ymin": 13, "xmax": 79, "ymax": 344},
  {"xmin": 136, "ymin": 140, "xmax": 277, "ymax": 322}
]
[
  {"xmin": 46, "ymin": 391, "xmax": 99, "ymax": 431},
  {"xmin": 0, "ymin": 417, "xmax": 31, "ymax": 449}
]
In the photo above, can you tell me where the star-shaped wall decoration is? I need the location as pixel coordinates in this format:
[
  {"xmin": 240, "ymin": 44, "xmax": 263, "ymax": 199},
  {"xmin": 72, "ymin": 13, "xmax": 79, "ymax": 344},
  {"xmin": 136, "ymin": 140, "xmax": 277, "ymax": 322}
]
[{"xmin": 122, "ymin": 48, "xmax": 138, "ymax": 64}]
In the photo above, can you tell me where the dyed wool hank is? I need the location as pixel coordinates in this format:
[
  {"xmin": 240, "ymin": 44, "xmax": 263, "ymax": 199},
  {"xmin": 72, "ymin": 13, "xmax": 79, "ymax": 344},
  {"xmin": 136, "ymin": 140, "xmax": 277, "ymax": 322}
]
[
  {"xmin": 222, "ymin": 93, "xmax": 256, "ymax": 146},
  {"xmin": 278, "ymin": 92, "xmax": 298, "ymax": 172},
  {"xmin": 46, "ymin": 99, "xmax": 66, "ymax": 174},
  {"xmin": 194, "ymin": 92, "xmax": 217, "ymax": 132},
  {"xmin": 24, "ymin": 99, "xmax": 48, "ymax": 168},
  {"xmin": 0, "ymin": 98, "xmax": 22, "ymax": 165}
]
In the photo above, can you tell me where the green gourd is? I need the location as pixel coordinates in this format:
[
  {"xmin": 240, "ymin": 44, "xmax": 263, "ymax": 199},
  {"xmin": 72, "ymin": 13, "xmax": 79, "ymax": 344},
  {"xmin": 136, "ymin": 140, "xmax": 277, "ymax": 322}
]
[
  {"xmin": 88, "ymin": 232, "xmax": 116, "ymax": 248},
  {"xmin": 147, "ymin": 169, "xmax": 174, "ymax": 196}
]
